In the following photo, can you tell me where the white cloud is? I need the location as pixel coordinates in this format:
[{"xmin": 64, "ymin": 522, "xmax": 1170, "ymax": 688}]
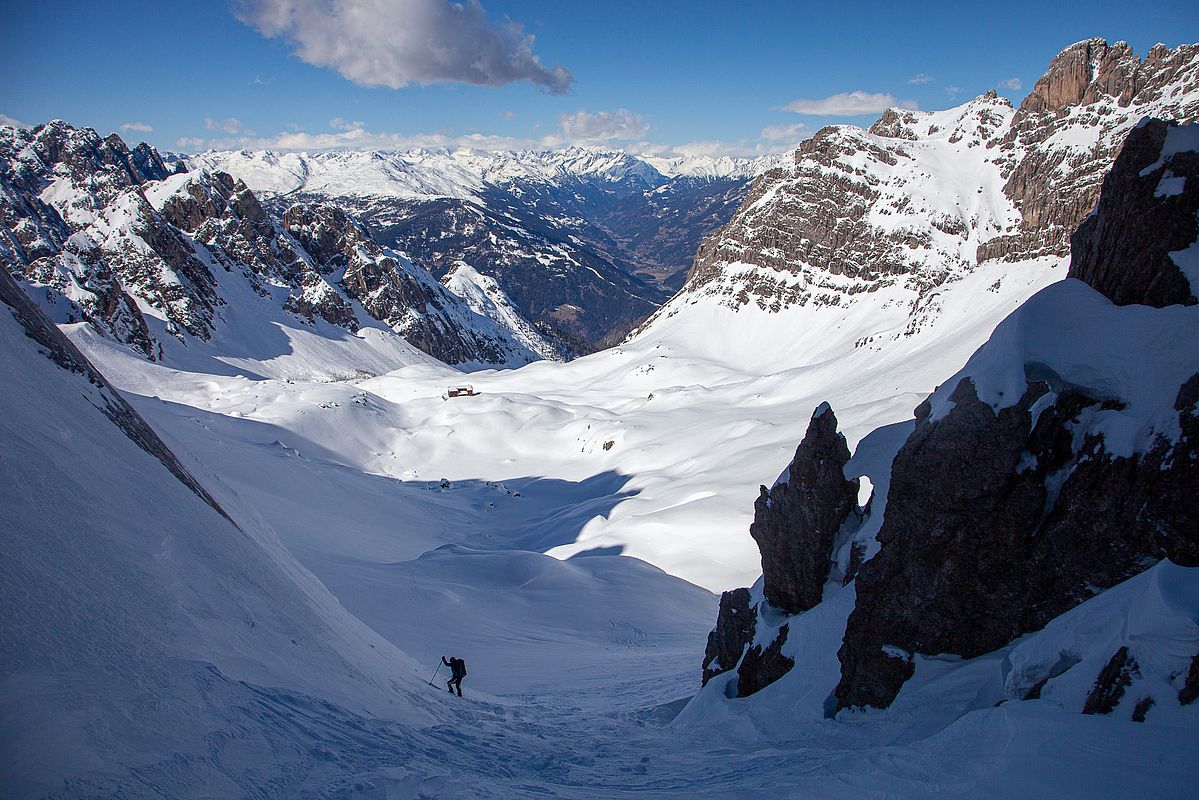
[
  {"xmin": 781, "ymin": 91, "xmax": 917, "ymax": 116},
  {"xmin": 232, "ymin": 0, "xmax": 572, "ymax": 93},
  {"xmin": 176, "ymin": 136, "xmax": 208, "ymax": 150},
  {"xmin": 759, "ymin": 123, "xmax": 810, "ymax": 142},
  {"xmin": 205, "ymin": 116, "xmax": 244, "ymax": 134},
  {"xmin": 907, "ymin": 73, "xmax": 934, "ymax": 85},
  {"xmin": 501, "ymin": 111, "xmax": 515, "ymax": 120},
  {"xmin": 0, "ymin": 113, "xmax": 29, "ymax": 129},
  {"xmin": 555, "ymin": 109, "xmax": 649, "ymax": 144},
  {"xmin": 252, "ymin": 75, "xmax": 275, "ymax": 85},
  {"xmin": 120, "ymin": 121, "xmax": 154, "ymax": 133},
  {"xmin": 330, "ymin": 117, "xmax": 365, "ymax": 131},
  {"xmin": 1000, "ymin": 77, "xmax": 1023, "ymax": 90},
  {"xmin": 945, "ymin": 85, "xmax": 962, "ymax": 98}
]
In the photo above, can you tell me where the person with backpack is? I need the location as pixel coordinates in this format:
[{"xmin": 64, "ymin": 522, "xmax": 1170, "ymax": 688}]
[{"xmin": 442, "ymin": 655, "xmax": 467, "ymax": 696}]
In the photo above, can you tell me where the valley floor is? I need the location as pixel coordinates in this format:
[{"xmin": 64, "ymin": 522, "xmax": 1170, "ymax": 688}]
[{"xmin": 53, "ymin": 260, "xmax": 1197, "ymax": 798}]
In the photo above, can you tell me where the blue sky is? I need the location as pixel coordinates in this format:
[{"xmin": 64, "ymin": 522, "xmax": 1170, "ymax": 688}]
[{"xmin": 2, "ymin": 0, "xmax": 1196, "ymax": 156}]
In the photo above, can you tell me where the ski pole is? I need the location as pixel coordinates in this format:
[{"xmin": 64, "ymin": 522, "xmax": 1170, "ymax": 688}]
[{"xmin": 428, "ymin": 661, "xmax": 442, "ymax": 686}]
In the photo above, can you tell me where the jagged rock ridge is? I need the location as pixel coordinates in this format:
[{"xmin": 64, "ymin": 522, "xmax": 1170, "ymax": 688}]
[
  {"xmin": 0, "ymin": 121, "xmax": 560, "ymax": 370},
  {"xmin": 196, "ymin": 147, "xmax": 780, "ymax": 350},
  {"xmin": 662, "ymin": 39, "xmax": 1199, "ymax": 332}
]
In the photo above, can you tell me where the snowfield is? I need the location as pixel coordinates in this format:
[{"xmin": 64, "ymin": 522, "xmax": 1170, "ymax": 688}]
[
  {"xmin": 37, "ymin": 240, "xmax": 1197, "ymax": 797},
  {"xmin": 6, "ymin": 72, "xmax": 1199, "ymax": 794}
]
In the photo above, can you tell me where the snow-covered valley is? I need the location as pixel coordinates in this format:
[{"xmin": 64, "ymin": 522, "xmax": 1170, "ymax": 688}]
[
  {"xmin": 29, "ymin": 236, "xmax": 1194, "ymax": 797},
  {"xmin": 4, "ymin": 35, "xmax": 1199, "ymax": 800}
]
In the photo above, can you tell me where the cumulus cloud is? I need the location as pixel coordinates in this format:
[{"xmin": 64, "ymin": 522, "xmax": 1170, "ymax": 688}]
[
  {"xmin": 556, "ymin": 109, "xmax": 649, "ymax": 143},
  {"xmin": 780, "ymin": 91, "xmax": 917, "ymax": 116},
  {"xmin": 205, "ymin": 116, "xmax": 244, "ymax": 134},
  {"xmin": 120, "ymin": 121, "xmax": 154, "ymax": 133},
  {"xmin": 1000, "ymin": 77, "xmax": 1023, "ymax": 90},
  {"xmin": 232, "ymin": 0, "xmax": 572, "ymax": 93},
  {"xmin": 0, "ymin": 113, "xmax": 29, "ymax": 129},
  {"xmin": 907, "ymin": 73, "xmax": 934, "ymax": 85}
]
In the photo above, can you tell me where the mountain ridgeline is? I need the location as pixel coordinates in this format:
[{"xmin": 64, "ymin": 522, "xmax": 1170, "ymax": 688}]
[
  {"xmin": 0, "ymin": 122, "xmax": 572, "ymax": 370},
  {"xmin": 194, "ymin": 147, "xmax": 775, "ymax": 352}
]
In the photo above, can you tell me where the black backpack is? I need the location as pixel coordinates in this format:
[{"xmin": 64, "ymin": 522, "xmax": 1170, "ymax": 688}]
[{"xmin": 455, "ymin": 658, "xmax": 467, "ymax": 677}]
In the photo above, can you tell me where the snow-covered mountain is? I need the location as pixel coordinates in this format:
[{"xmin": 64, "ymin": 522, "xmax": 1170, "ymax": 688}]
[
  {"xmin": 0, "ymin": 120, "xmax": 560, "ymax": 376},
  {"xmin": 193, "ymin": 145, "xmax": 773, "ymax": 206},
  {"xmin": 700, "ymin": 116, "xmax": 1199, "ymax": 730},
  {"xmin": 655, "ymin": 39, "xmax": 1199, "ymax": 329},
  {"xmin": 195, "ymin": 146, "xmax": 778, "ymax": 345},
  {"xmin": 4, "ymin": 33, "xmax": 1199, "ymax": 800}
]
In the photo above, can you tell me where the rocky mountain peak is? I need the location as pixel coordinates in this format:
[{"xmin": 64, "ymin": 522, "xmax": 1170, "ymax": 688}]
[
  {"xmin": 979, "ymin": 40, "xmax": 1199, "ymax": 264},
  {"xmin": 1019, "ymin": 38, "xmax": 1141, "ymax": 115}
]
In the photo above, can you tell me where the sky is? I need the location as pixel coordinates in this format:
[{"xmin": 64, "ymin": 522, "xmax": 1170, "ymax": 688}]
[{"xmin": 1, "ymin": 0, "xmax": 1196, "ymax": 158}]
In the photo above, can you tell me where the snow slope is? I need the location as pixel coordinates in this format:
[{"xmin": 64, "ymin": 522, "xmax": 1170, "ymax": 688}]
[{"xmin": 0, "ymin": 275, "xmax": 440, "ymax": 796}]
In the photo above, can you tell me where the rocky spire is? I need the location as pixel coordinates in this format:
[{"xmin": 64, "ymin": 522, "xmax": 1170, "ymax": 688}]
[{"xmin": 750, "ymin": 403, "xmax": 859, "ymax": 615}]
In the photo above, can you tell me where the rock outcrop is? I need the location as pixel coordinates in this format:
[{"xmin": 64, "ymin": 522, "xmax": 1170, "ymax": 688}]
[
  {"xmin": 701, "ymin": 588, "xmax": 756, "ymax": 686},
  {"xmin": 1067, "ymin": 119, "xmax": 1198, "ymax": 307},
  {"xmin": 1082, "ymin": 647, "xmax": 1139, "ymax": 715},
  {"xmin": 750, "ymin": 403, "xmax": 858, "ymax": 614},
  {"xmin": 831, "ymin": 121, "xmax": 1199, "ymax": 712},
  {"xmin": 699, "ymin": 403, "xmax": 859, "ymax": 697},
  {"xmin": 736, "ymin": 624, "xmax": 794, "ymax": 698}
]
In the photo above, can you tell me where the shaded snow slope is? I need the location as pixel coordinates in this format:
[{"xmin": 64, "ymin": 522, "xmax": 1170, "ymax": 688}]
[{"xmin": 0, "ymin": 273, "xmax": 442, "ymax": 797}]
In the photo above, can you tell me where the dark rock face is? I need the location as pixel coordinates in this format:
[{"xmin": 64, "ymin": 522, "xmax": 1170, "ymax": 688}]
[
  {"xmin": 834, "ymin": 369, "xmax": 1199, "ymax": 710},
  {"xmin": 1068, "ymin": 119, "xmax": 1198, "ymax": 307},
  {"xmin": 750, "ymin": 404, "xmax": 859, "ymax": 614},
  {"xmin": 1180, "ymin": 654, "xmax": 1199, "ymax": 706},
  {"xmin": 830, "ymin": 118, "xmax": 1199, "ymax": 712},
  {"xmin": 1082, "ymin": 647, "xmax": 1138, "ymax": 715},
  {"xmin": 736, "ymin": 624, "xmax": 794, "ymax": 698},
  {"xmin": 978, "ymin": 40, "xmax": 1199, "ymax": 263},
  {"xmin": 1130, "ymin": 696, "xmax": 1155, "ymax": 722},
  {"xmin": 701, "ymin": 588, "xmax": 756, "ymax": 686}
]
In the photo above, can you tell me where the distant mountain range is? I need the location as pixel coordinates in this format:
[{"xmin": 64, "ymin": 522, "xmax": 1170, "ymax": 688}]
[{"xmin": 194, "ymin": 147, "xmax": 781, "ymax": 350}]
